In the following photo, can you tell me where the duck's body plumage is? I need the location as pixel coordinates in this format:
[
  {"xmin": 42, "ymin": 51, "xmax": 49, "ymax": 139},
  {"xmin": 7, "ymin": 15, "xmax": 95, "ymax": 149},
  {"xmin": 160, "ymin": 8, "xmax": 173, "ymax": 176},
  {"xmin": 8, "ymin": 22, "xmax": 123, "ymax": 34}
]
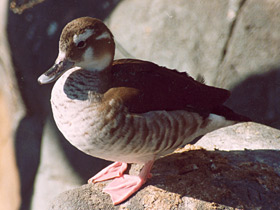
[
  {"xmin": 38, "ymin": 17, "xmax": 249, "ymax": 205},
  {"xmin": 51, "ymin": 58, "xmax": 234, "ymax": 163}
]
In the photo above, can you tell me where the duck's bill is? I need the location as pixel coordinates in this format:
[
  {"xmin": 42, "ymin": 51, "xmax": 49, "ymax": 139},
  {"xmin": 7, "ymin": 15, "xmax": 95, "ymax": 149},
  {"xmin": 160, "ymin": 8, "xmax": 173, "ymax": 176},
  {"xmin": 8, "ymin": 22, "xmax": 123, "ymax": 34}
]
[{"xmin": 38, "ymin": 59, "xmax": 74, "ymax": 85}]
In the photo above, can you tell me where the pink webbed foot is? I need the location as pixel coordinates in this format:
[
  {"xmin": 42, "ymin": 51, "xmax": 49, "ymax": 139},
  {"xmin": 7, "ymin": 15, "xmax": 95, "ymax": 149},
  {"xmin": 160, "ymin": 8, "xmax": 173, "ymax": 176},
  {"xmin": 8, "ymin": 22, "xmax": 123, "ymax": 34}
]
[
  {"xmin": 88, "ymin": 162, "xmax": 127, "ymax": 183},
  {"xmin": 103, "ymin": 160, "xmax": 154, "ymax": 205},
  {"xmin": 103, "ymin": 174, "xmax": 144, "ymax": 205}
]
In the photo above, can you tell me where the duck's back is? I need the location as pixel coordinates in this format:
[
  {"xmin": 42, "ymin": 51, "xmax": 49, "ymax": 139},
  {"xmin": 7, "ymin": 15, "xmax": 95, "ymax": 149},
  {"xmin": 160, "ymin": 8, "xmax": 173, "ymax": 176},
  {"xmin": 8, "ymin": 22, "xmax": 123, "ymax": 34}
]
[{"xmin": 111, "ymin": 59, "xmax": 229, "ymax": 114}]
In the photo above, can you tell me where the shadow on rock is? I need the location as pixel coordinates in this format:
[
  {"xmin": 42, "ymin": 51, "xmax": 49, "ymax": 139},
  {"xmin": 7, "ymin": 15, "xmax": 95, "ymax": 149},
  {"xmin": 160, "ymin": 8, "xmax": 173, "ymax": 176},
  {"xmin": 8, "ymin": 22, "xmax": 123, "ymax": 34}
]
[
  {"xmin": 225, "ymin": 68, "xmax": 280, "ymax": 129},
  {"xmin": 146, "ymin": 149, "xmax": 280, "ymax": 209},
  {"xmin": 58, "ymin": 128, "xmax": 111, "ymax": 182},
  {"xmin": 49, "ymin": 148, "xmax": 280, "ymax": 210}
]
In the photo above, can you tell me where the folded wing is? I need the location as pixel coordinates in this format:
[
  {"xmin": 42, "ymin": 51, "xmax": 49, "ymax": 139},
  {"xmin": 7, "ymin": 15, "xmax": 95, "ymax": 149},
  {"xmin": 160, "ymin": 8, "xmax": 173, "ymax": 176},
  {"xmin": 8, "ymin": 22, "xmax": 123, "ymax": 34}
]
[{"xmin": 108, "ymin": 59, "xmax": 230, "ymax": 116}]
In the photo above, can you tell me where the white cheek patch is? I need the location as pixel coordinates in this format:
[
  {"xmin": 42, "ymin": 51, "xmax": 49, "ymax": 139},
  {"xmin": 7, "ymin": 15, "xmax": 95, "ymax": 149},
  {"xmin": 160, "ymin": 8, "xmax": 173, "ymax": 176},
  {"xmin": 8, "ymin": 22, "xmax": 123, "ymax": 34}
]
[
  {"xmin": 73, "ymin": 29, "xmax": 94, "ymax": 45},
  {"xmin": 78, "ymin": 52, "xmax": 112, "ymax": 71},
  {"xmin": 95, "ymin": 53, "xmax": 113, "ymax": 71},
  {"xmin": 83, "ymin": 47, "xmax": 94, "ymax": 62},
  {"xmin": 95, "ymin": 31, "xmax": 111, "ymax": 40},
  {"xmin": 94, "ymin": 53, "xmax": 112, "ymax": 71}
]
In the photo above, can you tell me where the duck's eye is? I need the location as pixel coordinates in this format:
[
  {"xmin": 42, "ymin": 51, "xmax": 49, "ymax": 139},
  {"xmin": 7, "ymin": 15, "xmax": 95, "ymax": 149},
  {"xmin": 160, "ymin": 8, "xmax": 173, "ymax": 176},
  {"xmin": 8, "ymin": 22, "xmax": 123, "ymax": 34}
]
[{"xmin": 77, "ymin": 41, "xmax": 86, "ymax": 48}]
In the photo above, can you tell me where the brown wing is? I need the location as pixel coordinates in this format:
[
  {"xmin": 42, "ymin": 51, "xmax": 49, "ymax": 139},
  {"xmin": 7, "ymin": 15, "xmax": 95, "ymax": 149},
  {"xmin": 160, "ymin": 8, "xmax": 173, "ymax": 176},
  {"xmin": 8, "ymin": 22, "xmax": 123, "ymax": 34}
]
[{"xmin": 110, "ymin": 59, "xmax": 230, "ymax": 115}]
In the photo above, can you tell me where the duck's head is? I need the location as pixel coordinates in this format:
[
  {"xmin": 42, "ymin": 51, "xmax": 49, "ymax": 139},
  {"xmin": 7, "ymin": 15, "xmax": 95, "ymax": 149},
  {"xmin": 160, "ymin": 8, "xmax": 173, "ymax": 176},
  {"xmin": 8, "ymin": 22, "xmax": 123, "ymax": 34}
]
[{"xmin": 38, "ymin": 17, "xmax": 115, "ymax": 84}]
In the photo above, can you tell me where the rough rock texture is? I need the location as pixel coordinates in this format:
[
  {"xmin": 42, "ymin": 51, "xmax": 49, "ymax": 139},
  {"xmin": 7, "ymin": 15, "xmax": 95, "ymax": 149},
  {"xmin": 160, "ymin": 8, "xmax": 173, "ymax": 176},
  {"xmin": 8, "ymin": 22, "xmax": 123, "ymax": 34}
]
[
  {"xmin": 48, "ymin": 122, "xmax": 280, "ymax": 210},
  {"xmin": 197, "ymin": 122, "xmax": 280, "ymax": 151},
  {"xmin": 215, "ymin": 0, "xmax": 280, "ymax": 89}
]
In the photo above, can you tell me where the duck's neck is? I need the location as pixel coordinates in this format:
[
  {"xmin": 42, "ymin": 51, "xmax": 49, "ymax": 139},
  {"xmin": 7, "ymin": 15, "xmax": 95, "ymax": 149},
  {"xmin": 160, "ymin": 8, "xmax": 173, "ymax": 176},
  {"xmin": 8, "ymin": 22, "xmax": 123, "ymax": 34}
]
[{"xmin": 61, "ymin": 67, "xmax": 112, "ymax": 101}]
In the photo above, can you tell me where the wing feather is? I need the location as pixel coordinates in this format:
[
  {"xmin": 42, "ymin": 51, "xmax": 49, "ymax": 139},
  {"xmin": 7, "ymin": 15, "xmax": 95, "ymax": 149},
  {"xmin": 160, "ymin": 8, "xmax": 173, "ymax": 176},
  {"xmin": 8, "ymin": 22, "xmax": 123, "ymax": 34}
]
[{"xmin": 110, "ymin": 59, "xmax": 230, "ymax": 115}]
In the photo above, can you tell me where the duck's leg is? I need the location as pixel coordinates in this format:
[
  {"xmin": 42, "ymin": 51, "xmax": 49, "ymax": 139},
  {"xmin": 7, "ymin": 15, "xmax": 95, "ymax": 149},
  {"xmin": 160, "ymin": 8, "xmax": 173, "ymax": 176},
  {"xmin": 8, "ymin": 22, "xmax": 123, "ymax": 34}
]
[
  {"xmin": 103, "ymin": 160, "xmax": 154, "ymax": 205},
  {"xmin": 88, "ymin": 162, "xmax": 128, "ymax": 183}
]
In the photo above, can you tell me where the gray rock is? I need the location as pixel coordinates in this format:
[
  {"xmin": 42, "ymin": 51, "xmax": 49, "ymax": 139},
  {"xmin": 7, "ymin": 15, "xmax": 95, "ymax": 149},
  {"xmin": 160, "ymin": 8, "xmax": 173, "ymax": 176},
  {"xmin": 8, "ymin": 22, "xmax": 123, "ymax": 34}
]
[
  {"xmin": 224, "ymin": 69, "xmax": 280, "ymax": 129},
  {"xmin": 48, "ymin": 122, "xmax": 280, "ymax": 210},
  {"xmin": 108, "ymin": 0, "xmax": 246, "ymax": 85},
  {"xmin": 30, "ymin": 119, "xmax": 83, "ymax": 210},
  {"xmin": 196, "ymin": 122, "xmax": 280, "ymax": 151},
  {"xmin": 215, "ymin": 0, "xmax": 280, "ymax": 89},
  {"xmin": 215, "ymin": 0, "xmax": 280, "ymax": 129}
]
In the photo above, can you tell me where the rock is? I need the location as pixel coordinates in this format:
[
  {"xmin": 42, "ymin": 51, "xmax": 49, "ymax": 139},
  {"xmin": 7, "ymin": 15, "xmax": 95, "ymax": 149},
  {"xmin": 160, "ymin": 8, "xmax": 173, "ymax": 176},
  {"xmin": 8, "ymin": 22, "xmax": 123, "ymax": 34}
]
[
  {"xmin": 215, "ymin": 0, "xmax": 280, "ymax": 89},
  {"xmin": 0, "ymin": 93, "xmax": 21, "ymax": 210},
  {"xmin": 30, "ymin": 119, "xmax": 82, "ymax": 210},
  {"xmin": 48, "ymin": 122, "xmax": 280, "ymax": 210},
  {"xmin": 215, "ymin": 0, "xmax": 280, "ymax": 129},
  {"xmin": 196, "ymin": 122, "xmax": 280, "ymax": 151},
  {"xmin": 224, "ymin": 69, "xmax": 280, "ymax": 129},
  {"xmin": 0, "ymin": 0, "xmax": 24, "ymax": 210},
  {"xmin": 30, "ymin": 119, "xmax": 110, "ymax": 210}
]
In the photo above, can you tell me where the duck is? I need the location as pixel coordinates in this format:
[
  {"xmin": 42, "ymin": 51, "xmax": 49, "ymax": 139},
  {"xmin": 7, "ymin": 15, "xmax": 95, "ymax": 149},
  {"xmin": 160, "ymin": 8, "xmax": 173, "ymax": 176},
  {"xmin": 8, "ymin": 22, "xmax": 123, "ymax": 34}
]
[{"xmin": 38, "ymin": 17, "xmax": 249, "ymax": 205}]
